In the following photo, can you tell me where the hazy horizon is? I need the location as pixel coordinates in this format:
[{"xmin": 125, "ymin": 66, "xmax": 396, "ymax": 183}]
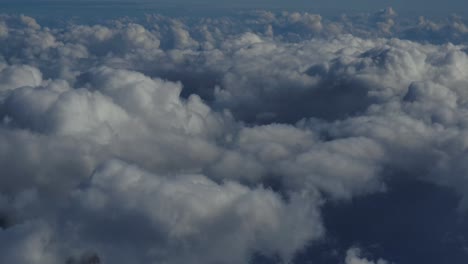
[{"xmin": 0, "ymin": 0, "xmax": 467, "ymax": 17}]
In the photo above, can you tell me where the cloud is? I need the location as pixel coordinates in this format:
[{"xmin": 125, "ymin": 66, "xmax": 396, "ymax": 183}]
[
  {"xmin": 0, "ymin": 64, "xmax": 42, "ymax": 91},
  {"xmin": 0, "ymin": 10, "xmax": 468, "ymax": 264},
  {"xmin": 67, "ymin": 159, "xmax": 323, "ymax": 264},
  {"xmin": 0, "ymin": 221, "xmax": 60, "ymax": 264},
  {"xmin": 345, "ymin": 248, "xmax": 390, "ymax": 264}
]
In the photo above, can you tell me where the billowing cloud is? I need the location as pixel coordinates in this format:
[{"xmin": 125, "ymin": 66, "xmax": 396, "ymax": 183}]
[
  {"xmin": 0, "ymin": 9, "xmax": 468, "ymax": 264},
  {"xmin": 345, "ymin": 248, "xmax": 390, "ymax": 264},
  {"xmin": 69, "ymin": 160, "xmax": 323, "ymax": 264}
]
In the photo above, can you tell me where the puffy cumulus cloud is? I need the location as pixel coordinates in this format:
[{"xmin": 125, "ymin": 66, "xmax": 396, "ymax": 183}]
[
  {"xmin": 345, "ymin": 248, "xmax": 390, "ymax": 264},
  {"xmin": 213, "ymin": 35, "xmax": 379, "ymax": 123},
  {"xmin": 79, "ymin": 66, "xmax": 222, "ymax": 137},
  {"xmin": 0, "ymin": 66, "xmax": 230, "ymax": 201},
  {"xmin": 0, "ymin": 17, "xmax": 58, "ymax": 61},
  {"xmin": 211, "ymin": 35, "xmax": 464, "ymax": 123},
  {"xmin": 274, "ymin": 12, "xmax": 324, "ymax": 40},
  {"xmin": 276, "ymin": 137, "xmax": 385, "ymax": 199},
  {"xmin": 0, "ymin": 221, "xmax": 61, "ymax": 264},
  {"xmin": 208, "ymin": 124, "xmax": 386, "ymax": 199},
  {"xmin": 401, "ymin": 15, "xmax": 468, "ymax": 44},
  {"xmin": 308, "ymin": 42, "xmax": 468, "ymax": 197},
  {"xmin": 0, "ymin": 64, "xmax": 42, "ymax": 91},
  {"xmin": 1, "ymin": 9, "xmax": 468, "ymax": 264},
  {"xmin": 366, "ymin": 7, "xmax": 397, "ymax": 36},
  {"xmin": 63, "ymin": 23, "xmax": 161, "ymax": 56},
  {"xmin": 67, "ymin": 160, "xmax": 323, "ymax": 264},
  {"xmin": 165, "ymin": 20, "xmax": 199, "ymax": 50},
  {"xmin": 0, "ymin": 62, "xmax": 323, "ymax": 263},
  {"xmin": 19, "ymin": 15, "xmax": 41, "ymax": 30},
  {"xmin": 0, "ymin": 21, "xmax": 7, "ymax": 39},
  {"xmin": 0, "ymin": 124, "xmax": 102, "ymax": 203},
  {"xmin": 207, "ymin": 124, "xmax": 318, "ymax": 185},
  {"xmin": 0, "ymin": 161, "xmax": 323, "ymax": 264}
]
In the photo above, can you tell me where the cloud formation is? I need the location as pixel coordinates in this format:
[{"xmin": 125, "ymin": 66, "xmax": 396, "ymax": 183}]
[
  {"xmin": 346, "ymin": 248, "xmax": 390, "ymax": 264},
  {"xmin": 0, "ymin": 9, "xmax": 468, "ymax": 264}
]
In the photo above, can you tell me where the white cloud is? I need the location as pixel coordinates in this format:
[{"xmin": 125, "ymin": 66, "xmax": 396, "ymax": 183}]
[
  {"xmin": 1, "ymin": 10, "xmax": 468, "ymax": 263},
  {"xmin": 345, "ymin": 248, "xmax": 390, "ymax": 264},
  {"xmin": 67, "ymin": 159, "xmax": 323, "ymax": 264},
  {"xmin": 0, "ymin": 64, "xmax": 42, "ymax": 91}
]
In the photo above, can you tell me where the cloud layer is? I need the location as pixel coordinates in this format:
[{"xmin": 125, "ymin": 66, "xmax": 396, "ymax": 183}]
[{"xmin": 0, "ymin": 9, "xmax": 467, "ymax": 264}]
